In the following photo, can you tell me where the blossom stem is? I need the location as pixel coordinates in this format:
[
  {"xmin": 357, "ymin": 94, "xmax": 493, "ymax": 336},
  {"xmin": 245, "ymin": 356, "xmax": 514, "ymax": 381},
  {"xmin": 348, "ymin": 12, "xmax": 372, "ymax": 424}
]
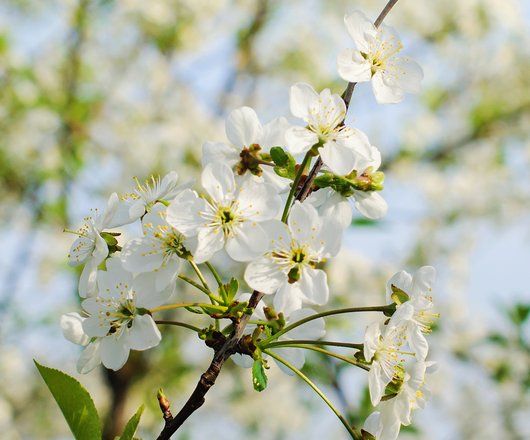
[
  {"xmin": 262, "ymin": 340, "xmax": 364, "ymax": 350},
  {"xmin": 262, "ymin": 304, "xmax": 394, "ymax": 344},
  {"xmin": 188, "ymin": 261, "xmax": 223, "ymax": 304},
  {"xmin": 204, "ymin": 262, "xmax": 223, "ymax": 288},
  {"xmin": 271, "ymin": 344, "xmax": 369, "ymax": 372},
  {"xmin": 150, "ymin": 303, "xmax": 227, "ymax": 314},
  {"xmin": 263, "ymin": 349, "xmax": 362, "ymax": 439},
  {"xmin": 155, "ymin": 320, "xmax": 202, "ymax": 333},
  {"xmin": 281, "ymin": 152, "xmax": 312, "ymax": 222}
]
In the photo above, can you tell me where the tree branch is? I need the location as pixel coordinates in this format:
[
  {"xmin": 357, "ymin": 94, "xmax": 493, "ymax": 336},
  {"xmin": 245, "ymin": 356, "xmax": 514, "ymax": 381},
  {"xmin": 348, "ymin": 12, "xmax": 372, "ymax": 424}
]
[{"xmin": 156, "ymin": 2, "xmax": 400, "ymax": 437}]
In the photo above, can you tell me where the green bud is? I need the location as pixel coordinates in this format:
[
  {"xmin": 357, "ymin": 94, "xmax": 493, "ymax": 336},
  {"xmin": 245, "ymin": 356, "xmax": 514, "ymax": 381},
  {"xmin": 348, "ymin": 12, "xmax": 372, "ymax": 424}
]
[{"xmin": 252, "ymin": 359, "xmax": 268, "ymax": 392}]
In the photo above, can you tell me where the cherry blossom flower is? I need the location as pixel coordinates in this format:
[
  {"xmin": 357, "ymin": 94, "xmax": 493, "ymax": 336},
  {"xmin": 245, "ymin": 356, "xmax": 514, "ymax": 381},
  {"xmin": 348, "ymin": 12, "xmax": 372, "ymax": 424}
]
[
  {"xmin": 62, "ymin": 258, "xmax": 165, "ymax": 372},
  {"xmin": 337, "ymin": 11, "xmax": 423, "ymax": 104},
  {"xmin": 167, "ymin": 162, "xmax": 282, "ymax": 263},
  {"xmin": 363, "ymin": 307, "xmax": 427, "ymax": 406},
  {"xmin": 386, "ymin": 266, "xmax": 438, "ymax": 331},
  {"xmin": 244, "ymin": 201, "xmax": 342, "ymax": 314},
  {"xmin": 202, "ymin": 106, "xmax": 291, "ymax": 191},
  {"xmin": 120, "ymin": 203, "xmax": 193, "ymax": 293},
  {"xmin": 112, "ymin": 171, "xmax": 180, "ymax": 226},
  {"xmin": 67, "ymin": 193, "xmax": 120, "ymax": 297},
  {"xmin": 285, "ymin": 82, "xmax": 378, "ymax": 175},
  {"xmin": 363, "ymin": 361, "xmax": 435, "ymax": 440}
]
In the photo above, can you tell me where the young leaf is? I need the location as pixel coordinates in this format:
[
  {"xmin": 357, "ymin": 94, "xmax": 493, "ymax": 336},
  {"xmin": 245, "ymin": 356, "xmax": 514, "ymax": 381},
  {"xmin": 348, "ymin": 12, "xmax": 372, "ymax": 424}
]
[
  {"xmin": 119, "ymin": 405, "xmax": 144, "ymax": 440},
  {"xmin": 34, "ymin": 360, "xmax": 102, "ymax": 440},
  {"xmin": 269, "ymin": 146, "xmax": 289, "ymax": 167},
  {"xmin": 252, "ymin": 359, "xmax": 268, "ymax": 392}
]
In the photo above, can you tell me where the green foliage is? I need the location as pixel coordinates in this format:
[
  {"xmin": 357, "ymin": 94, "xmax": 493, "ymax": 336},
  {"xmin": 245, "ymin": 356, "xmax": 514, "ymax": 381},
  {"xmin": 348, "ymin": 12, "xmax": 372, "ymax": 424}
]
[
  {"xmin": 220, "ymin": 277, "xmax": 239, "ymax": 303},
  {"xmin": 34, "ymin": 361, "xmax": 102, "ymax": 440},
  {"xmin": 252, "ymin": 359, "xmax": 268, "ymax": 392},
  {"xmin": 508, "ymin": 303, "xmax": 530, "ymax": 326},
  {"xmin": 119, "ymin": 405, "xmax": 144, "ymax": 440},
  {"xmin": 390, "ymin": 285, "xmax": 410, "ymax": 305}
]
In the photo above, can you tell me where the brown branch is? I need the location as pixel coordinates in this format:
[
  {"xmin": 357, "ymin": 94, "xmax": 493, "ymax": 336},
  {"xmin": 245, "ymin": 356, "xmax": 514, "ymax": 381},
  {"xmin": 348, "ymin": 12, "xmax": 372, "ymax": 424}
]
[
  {"xmin": 156, "ymin": 2, "xmax": 400, "ymax": 438},
  {"xmin": 295, "ymin": 0, "xmax": 399, "ymax": 203},
  {"xmin": 156, "ymin": 290, "xmax": 264, "ymax": 439}
]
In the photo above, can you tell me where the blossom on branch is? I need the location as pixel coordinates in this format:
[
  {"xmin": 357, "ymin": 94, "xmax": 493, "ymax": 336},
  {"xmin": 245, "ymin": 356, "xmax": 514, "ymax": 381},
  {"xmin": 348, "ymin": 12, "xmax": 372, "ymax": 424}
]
[
  {"xmin": 338, "ymin": 10, "xmax": 423, "ymax": 104},
  {"xmin": 244, "ymin": 201, "xmax": 342, "ymax": 314},
  {"xmin": 167, "ymin": 162, "xmax": 282, "ymax": 263}
]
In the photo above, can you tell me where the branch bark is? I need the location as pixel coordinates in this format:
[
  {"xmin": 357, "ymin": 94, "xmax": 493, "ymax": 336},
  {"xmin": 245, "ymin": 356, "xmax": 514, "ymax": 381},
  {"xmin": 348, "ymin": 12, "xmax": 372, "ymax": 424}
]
[{"xmin": 156, "ymin": 2, "xmax": 400, "ymax": 438}]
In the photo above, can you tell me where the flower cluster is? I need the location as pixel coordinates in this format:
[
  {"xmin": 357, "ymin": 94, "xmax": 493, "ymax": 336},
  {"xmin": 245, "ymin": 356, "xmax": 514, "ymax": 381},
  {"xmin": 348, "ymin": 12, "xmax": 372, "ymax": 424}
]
[{"xmin": 60, "ymin": 8, "xmax": 430, "ymax": 440}]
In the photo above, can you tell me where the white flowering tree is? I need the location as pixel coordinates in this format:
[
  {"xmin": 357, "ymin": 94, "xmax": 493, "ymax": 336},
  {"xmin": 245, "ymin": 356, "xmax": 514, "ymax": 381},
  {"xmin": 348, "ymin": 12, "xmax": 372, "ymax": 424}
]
[{"xmin": 33, "ymin": 2, "xmax": 441, "ymax": 439}]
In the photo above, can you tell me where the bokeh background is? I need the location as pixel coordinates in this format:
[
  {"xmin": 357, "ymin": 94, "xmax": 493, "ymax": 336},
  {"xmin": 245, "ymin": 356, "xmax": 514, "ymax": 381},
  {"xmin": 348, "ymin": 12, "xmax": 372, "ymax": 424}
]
[{"xmin": 1, "ymin": 0, "xmax": 529, "ymax": 439}]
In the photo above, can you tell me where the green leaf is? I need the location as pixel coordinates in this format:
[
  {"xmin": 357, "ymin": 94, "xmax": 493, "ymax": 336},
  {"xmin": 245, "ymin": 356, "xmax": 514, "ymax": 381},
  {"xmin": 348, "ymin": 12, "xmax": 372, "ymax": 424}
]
[
  {"xmin": 252, "ymin": 359, "xmax": 268, "ymax": 392},
  {"xmin": 34, "ymin": 360, "xmax": 102, "ymax": 440},
  {"xmin": 119, "ymin": 405, "xmax": 144, "ymax": 440},
  {"xmin": 222, "ymin": 277, "xmax": 239, "ymax": 302},
  {"xmin": 270, "ymin": 147, "xmax": 297, "ymax": 179}
]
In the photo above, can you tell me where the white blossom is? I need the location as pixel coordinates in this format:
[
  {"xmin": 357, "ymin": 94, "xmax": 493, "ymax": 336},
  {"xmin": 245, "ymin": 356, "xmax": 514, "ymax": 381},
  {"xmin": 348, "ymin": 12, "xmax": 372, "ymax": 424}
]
[
  {"xmin": 363, "ymin": 306, "xmax": 427, "ymax": 406},
  {"xmin": 112, "ymin": 171, "xmax": 180, "ymax": 226},
  {"xmin": 202, "ymin": 106, "xmax": 290, "ymax": 191},
  {"xmin": 337, "ymin": 11, "xmax": 423, "ymax": 104},
  {"xmin": 387, "ymin": 266, "xmax": 438, "ymax": 338},
  {"xmin": 67, "ymin": 193, "xmax": 120, "ymax": 297},
  {"xmin": 285, "ymin": 82, "xmax": 378, "ymax": 175},
  {"xmin": 244, "ymin": 201, "xmax": 341, "ymax": 314},
  {"xmin": 120, "ymin": 203, "xmax": 193, "ymax": 293},
  {"xmin": 363, "ymin": 361, "xmax": 434, "ymax": 440},
  {"xmin": 61, "ymin": 258, "xmax": 165, "ymax": 372},
  {"xmin": 167, "ymin": 162, "xmax": 282, "ymax": 263}
]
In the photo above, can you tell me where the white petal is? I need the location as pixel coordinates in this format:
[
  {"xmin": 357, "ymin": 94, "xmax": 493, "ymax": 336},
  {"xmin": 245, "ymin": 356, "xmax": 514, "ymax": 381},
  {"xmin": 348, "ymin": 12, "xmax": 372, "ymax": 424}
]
[
  {"xmin": 273, "ymin": 282, "xmax": 303, "ymax": 315},
  {"xmin": 368, "ymin": 363, "xmax": 385, "ymax": 406},
  {"xmin": 363, "ymin": 412, "xmax": 382, "ymax": 438},
  {"xmin": 237, "ymin": 181, "xmax": 282, "ymax": 221},
  {"xmin": 320, "ymin": 140, "xmax": 357, "ymax": 175},
  {"xmin": 337, "ymin": 48, "xmax": 372, "ymax": 83},
  {"xmin": 82, "ymin": 315, "xmax": 109, "ymax": 338},
  {"xmin": 289, "ymin": 82, "xmax": 318, "ymax": 120},
  {"xmin": 159, "ymin": 171, "xmax": 180, "ymax": 199},
  {"xmin": 390, "ymin": 57, "xmax": 424, "ymax": 94},
  {"xmin": 412, "ymin": 266, "xmax": 436, "ymax": 296},
  {"xmin": 353, "ymin": 191, "xmax": 388, "ymax": 219},
  {"xmin": 385, "ymin": 270, "xmax": 413, "ymax": 302},
  {"xmin": 97, "ymin": 192, "xmax": 120, "ymax": 230},
  {"xmin": 100, "ymin": 335, "xmax": 130, "ymax": 371},
  {"xmin": 287, "ymin": 201, "xmax": 320, "ymax": 244},
  {"xmin": 193, "ymin": 227, "xmax": 225, "ymax": 263},
  {"xmin": 68, "ymin": 236, "xmax": 94, "ymax": 266},
  {"xmin": 244, "ymin": 257, "xmax": 284, "ymax": 294},
  {"xmin": 298, "ymin": 268, "xmax": 329, "ymax": 306},
  {"xmin": 61, "ymin": 313, "xmax": 89, "ymax": 346},
  {"xmin": 225, "ymin": 106, "xmax": 262, "ymax": 147},
  {"xmin": 225, "ymin": 222, "xmax": 268, "ymax": 262},
  {"xmin": 344, "ymin": 11, "xmax": 376, "ymax": 53},
  {"xmin": 372, "ymin": 70, "xmax": 404, "ymax": 104},
  {"xmin": 201, "ymin": 162, "xmax": 236, "ymax": 204},
  {"xmin": 128, "ymin": 315, "xmax": 162, "ymax": 351},
  {"xmin": 77, "ymin": 342, "xmax": 101, "ymax": 374},
  {"xmin": 120, "ymin": 237, "xmax": 164, "ymax": 274},
  {"xmin": 285, "ymin": 126, "xmax": 319, "ymax": 155},
  {"xmin": 166, "ymin": 189, "xmax": 207, "ymax": 236},
  {"xmin": 408, "ymin": 324, "xmax": 429, "ymax": 360},
  {"xmin": 133, "ymin": 271, "xmax": 174, "ymax": 309},
  {"xmin": 259, "ymin": 116, "xmax": 289, "ymax": 149},
  {"xmin": 202, "ymin": 141, "xmax": 239, "ymax": 168},
  {"xmin": 78, "ymin": 259, "xmax": 99, "ymax": 298},
  {"xmin": 364, "ymin": 322, "xmax": 381, "ymax": 361}
]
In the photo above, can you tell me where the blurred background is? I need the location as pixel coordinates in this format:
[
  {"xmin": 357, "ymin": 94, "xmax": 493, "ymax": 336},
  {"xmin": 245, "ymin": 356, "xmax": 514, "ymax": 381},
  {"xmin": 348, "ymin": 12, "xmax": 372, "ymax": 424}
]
[{"xmin": 1, "ymin": 0, "xmax": 529, "ymax": 439}]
